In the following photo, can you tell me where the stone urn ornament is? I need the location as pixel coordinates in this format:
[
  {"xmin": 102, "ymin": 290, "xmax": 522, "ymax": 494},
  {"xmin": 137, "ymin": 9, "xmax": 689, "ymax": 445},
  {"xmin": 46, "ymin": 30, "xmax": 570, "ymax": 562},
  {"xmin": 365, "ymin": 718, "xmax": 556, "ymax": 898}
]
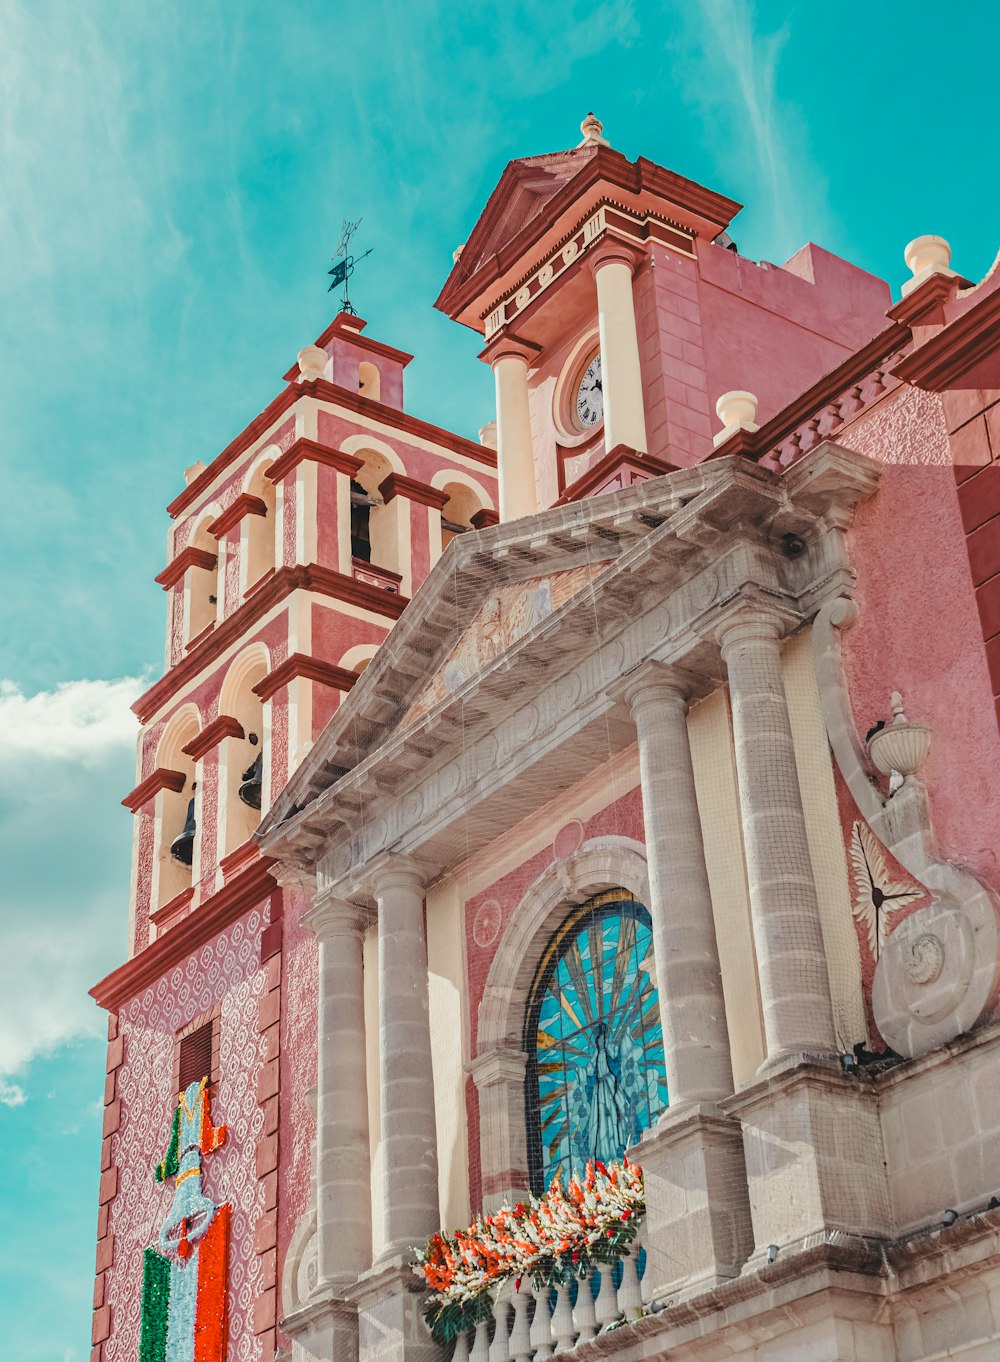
[{"xmin": 867, "ymin": 691, "xmax": 931, "ymax": 795}]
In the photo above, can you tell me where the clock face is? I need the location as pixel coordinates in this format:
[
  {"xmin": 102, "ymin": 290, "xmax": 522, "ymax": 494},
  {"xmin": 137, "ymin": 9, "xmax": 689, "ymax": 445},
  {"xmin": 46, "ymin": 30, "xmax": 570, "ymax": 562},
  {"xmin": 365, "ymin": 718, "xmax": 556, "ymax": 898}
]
[{"xmin": 575, "ymin": 352, "xmax": 603, "ymax": 429}]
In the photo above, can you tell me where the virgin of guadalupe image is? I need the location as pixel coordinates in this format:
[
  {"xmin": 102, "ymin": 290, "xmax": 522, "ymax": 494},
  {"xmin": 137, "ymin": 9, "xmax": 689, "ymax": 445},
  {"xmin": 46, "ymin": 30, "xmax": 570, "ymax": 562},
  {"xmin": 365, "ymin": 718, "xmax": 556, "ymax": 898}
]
[{"xmin": 568, "ymin": 1021, "xmax": 644, "ymax": 1170}]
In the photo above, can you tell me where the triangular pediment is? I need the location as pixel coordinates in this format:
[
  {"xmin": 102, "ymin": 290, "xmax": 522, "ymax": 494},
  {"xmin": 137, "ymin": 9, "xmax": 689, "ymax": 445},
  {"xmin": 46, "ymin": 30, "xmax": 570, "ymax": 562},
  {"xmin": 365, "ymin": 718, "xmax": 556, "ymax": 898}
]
[{"xmin": 403, "ymin": 563, "xmax": 601, "ymax": 727}]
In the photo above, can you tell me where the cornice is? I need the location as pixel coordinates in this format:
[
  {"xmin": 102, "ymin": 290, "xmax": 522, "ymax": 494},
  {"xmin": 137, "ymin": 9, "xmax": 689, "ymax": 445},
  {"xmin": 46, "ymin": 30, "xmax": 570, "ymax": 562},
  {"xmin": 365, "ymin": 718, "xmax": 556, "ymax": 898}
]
[
  {"xmin": 155, "ymin": 545, "xmax": 218, "ymax": 590},
  {"xmin": 891, "ymin": 284, "xmax": 1000, "ymax": 391},
  {"xmin": 253, "ymin": 653, "xmax": 360, "ymax": 702},
  {"xmin": 133, "ymin": 563, "xmax": 409, "ymax": 723},
  {"xmin": 378, "ymin": 473, "xmax": 449, "ymax": 510},
  {"xmin": 90, "ymin": 856, "xmax": 278, "ymax": 1011},
  {"xmin": 266, "ymin": 438, "xmax": 364, "ymax": 483},
  {"xmin": 553, "ymin": 445, "xmax": 676, "ymax": 505},
  {"xmin": 470, "ymin": 508, "xmax": 500, "ymax": 530},
  {"xmin": 208, "ymin": 493, "xmax": 267, "ymax": 539},
  {"xmin": 122, "ymin": 767, "xmax": 186, "ymax": 813},
  {"xmin": 182, "ymin": 714, "xmax": 245, "ymax": 760}
]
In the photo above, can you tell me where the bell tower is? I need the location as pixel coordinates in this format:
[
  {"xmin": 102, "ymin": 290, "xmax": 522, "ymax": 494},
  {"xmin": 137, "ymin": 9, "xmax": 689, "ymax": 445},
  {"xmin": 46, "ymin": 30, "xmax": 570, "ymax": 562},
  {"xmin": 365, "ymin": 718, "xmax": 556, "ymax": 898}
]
[{"xmin": 436, "ymin": 113, "xmax": 891, "ymax": 517}]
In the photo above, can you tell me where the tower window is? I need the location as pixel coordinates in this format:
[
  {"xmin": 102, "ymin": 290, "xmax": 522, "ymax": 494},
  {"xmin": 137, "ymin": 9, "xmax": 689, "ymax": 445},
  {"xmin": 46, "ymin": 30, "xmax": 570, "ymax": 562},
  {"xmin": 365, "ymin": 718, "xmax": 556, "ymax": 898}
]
[
  {"xmin": 524, "ymin": 890, "xmax": 667, "ymax": 1192},
  {"xmin": 177, "ymin": 1017, "xmax": 217, "ymax": 1091}
]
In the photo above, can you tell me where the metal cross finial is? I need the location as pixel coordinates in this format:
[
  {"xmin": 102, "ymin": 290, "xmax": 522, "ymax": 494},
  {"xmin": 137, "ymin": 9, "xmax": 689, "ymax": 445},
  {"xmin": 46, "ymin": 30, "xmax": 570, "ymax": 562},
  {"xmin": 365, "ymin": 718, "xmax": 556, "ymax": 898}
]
[{"xmin": 328, "ymin": 217, "xmax": 374, "ymax": 315}]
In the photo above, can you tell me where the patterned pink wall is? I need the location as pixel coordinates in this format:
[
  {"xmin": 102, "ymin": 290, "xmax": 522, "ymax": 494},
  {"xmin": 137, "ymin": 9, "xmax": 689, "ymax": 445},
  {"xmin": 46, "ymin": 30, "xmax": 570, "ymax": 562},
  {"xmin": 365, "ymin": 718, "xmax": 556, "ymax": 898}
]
[{"xmin": 105, "ymin": 905, "xmax": 270, "ymax": 1362}]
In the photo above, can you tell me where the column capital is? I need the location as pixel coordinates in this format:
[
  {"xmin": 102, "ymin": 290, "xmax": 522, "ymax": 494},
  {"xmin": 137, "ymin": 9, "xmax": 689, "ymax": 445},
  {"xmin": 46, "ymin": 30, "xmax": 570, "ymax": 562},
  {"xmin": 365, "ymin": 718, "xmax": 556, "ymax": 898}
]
[
  {"xmin": 619, "ymin": 661, "xmax": 693, "ymax": 716},
  {"xmin": 588, "ymin": 234, "xmax": 644, "ymax": 279},
  {"xmin": 478, "ymin": 329, "xmax": 541, "ymax": 368},
  {"xmin": 303, "ymin": 890, "xmax": 370, "ymax": 941},
  {"xmin": 714, "ymin": 600, "xmax": 796, "ymax": 659},
  {"xmin": 368, "ymin": 853, "xmax": 427, "ymax": 899}
]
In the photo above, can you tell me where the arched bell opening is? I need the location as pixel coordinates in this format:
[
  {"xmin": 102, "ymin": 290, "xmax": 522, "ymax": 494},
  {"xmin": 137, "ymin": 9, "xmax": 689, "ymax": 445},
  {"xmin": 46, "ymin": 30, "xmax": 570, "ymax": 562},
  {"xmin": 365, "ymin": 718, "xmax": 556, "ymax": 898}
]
[
  {"xmin": 358, "ymin": 361, "xmax": 381, "ymax": 401},
  {"xmin": 439, "ymin": 481, "xmax": 484, "ymax": 549},
  {"xmin": 351, "ymin": 449, "xmax": 403, "ymax": 578},
  {"xmin": 185, "ymin": 517, "xmax": 219, "ymax": 644},
  {"xmin": 154, "ymin": 708, "xmax": 201, "ymax": 911},
  {"xmin": 244, "ymin": 461, "xmax": 277, "ymax": 591},
  {"xmin": 218, "ymin": 650, "xmax": 270, "ymax": 856}
]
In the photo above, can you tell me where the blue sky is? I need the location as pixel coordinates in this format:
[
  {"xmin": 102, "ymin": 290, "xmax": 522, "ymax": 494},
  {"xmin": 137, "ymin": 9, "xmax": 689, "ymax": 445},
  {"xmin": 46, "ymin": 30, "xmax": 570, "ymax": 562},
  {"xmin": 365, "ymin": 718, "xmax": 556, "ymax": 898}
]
[{"xmin": 1, "ymin": 1, "xmax": 997, "ymax": 1355}]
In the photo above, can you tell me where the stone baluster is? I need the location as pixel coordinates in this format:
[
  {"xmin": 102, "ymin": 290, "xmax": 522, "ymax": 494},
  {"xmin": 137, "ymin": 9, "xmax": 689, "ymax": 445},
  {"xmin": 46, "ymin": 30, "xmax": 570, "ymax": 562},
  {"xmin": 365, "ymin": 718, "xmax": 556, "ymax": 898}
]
[
  {"xmin": 490, "ymin": 1284, "xmax": 512, "ymax": 1362},
  {"xmin": 634, "ymin": 1219, "xmax": 651, "ymax": 1305},
  {"xmin": 617, "ymin": 1249, "xmax": 643, "ymax": 1322},
  {"xmin": 454, "ymin": 1331, "xmax": 472, "ymax": 1362},
  {"xmin": 509, "ymin": 1284, "xmax": 533, "ymax": 1362},
  {"xmin": 550, "ymin": 1285, "xmax": 575, "ymax": 1354},
  {"xmin": 529, "ymin": 1286, "xmax": 554, "ymax": 1361},
  {"xmin": 370, "ymin": 856, "xmax": 440, "ymax": 1257},
  {"xmin": 594, "ymin": 1267, "xmax": 621, "ymax": 1331},
  {"xmin": 718, "ymin": 606, "xmax": 837, "ymax": 1064},
  {"xmin": 470, "ymin": 1320, "xmax": 491, "ymax": 1362},
  {"xmin": 572, "ymin": 1276, "xmax": 598, "ymax": 1344},
  {"xmin": 302, "ymin": 892, "xmax": 372, "ymax": 1289}
]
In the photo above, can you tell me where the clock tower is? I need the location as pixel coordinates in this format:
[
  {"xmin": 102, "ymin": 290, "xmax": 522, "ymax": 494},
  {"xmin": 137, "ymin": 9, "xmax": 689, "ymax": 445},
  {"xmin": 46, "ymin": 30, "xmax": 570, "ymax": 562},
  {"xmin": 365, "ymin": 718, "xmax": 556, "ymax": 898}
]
[{"xmin": 436, "ymin": 113, "xmax": 891, "ymax": 518}]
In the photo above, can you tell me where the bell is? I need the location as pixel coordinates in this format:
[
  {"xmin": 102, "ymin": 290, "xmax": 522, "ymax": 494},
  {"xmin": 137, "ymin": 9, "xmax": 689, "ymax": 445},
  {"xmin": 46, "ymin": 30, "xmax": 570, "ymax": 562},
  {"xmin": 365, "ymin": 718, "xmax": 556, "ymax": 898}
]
[
  {"xmin": 238, "ymin": 752, "xmax": 263, "ymax": 810},
  {"xmin": 170, "ymin": 798, "xmax": 196, "ymax": 866}
]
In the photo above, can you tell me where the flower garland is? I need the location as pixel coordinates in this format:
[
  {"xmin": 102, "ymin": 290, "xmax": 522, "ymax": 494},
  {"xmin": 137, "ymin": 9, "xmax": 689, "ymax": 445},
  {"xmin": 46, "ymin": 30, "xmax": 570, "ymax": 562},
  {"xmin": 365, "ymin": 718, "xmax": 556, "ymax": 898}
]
[{"xmin": 414, "ymin": 1159, "xmax": 644, "ymax": 1347}]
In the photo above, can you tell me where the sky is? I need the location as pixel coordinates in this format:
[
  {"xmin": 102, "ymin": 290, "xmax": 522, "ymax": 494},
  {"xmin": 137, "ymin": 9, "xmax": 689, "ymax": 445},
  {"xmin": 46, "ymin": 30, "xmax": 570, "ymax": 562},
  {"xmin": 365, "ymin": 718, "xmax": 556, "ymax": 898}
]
[{"xmin": 1, "ymin": 0, "xmax": 998, "ymax": 1354}]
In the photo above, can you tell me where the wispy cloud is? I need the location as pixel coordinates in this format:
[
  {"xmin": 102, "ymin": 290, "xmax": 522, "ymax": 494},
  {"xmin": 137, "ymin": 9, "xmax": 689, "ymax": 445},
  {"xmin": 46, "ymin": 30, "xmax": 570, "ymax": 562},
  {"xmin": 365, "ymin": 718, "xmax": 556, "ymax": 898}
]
[{"xmin": 0, "ymin": 676, "xmax": 142, "ymax": 1095}]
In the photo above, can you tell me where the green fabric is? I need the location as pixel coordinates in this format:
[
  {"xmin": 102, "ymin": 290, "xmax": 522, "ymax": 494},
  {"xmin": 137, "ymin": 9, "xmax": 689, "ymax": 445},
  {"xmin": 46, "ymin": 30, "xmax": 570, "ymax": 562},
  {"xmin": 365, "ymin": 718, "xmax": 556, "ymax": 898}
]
[
  {"xmin": 138, "ymin": 1247, "xmax": 171, "ymax": 1362},
  {"xmin": 155, "ymin": 1103, "xmax": 181, "ymax": 1183}
]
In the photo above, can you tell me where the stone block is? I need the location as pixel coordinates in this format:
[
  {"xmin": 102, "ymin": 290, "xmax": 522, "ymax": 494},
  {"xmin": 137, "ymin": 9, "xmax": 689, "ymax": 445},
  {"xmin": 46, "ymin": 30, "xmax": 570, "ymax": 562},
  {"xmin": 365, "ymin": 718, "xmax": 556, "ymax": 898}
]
[
  {"xmin": 254, "ymin": 1287, "xmax": 277, "ymax": 1334},
  {"xmin": 257, "ymin": 1057, "xmax": 280, "ymax": 1103},
  {"xmin": 102, "ymin": 1099, "xmax": 121, "ymax": 1139},
  {"xmin": 93, "ymin": 1271, "xmax": 105, "ymax": 1309},
  {"xmin": 95, "ymin": 1233, "xmax": 114, "ymax": 1274},
  {"xmin": 355, "ymin": 1263, "xmax": 437, "ymax": 1362},
  {"xmin": 261, "ymin": 1245, "xmax": 277, "ymax": 1290},
  {"xmin": 256, "ymin": 1131, "xmax": 279, "ymax": 1177},
  {"xmin": 103, "ymin": 1073, "xmax": 116, "ymax": 1107},
  {"xmin": 726, "ymin": 1064, "xmax": 891, "ymax": 1260},
  {"xmin": 255, "ymin": 1209, "xmax": 277, "ymax": 1253},
  {"xmin": 91, "ymin": 1305, "xmax": 111, "ymax": 1345},
  {"xmin": 105, "ymin": 1035, "xmax": 124, "ymax": 1073},
  {"xmin": 262, "ymin": 1169, "xmax": 278, "ymax": 1212},
  {"xmin": 263, "ymin": 1094, "xmax": 279, "ymax": 1137},
  {"xmin": 259, "ymin": 992, "xmax": 281, "ymax": 1033},
  {"xmin": 98, "ymin": 1167, "xmax": 118, "ymax": 1206},
  {"xmin": 638, "ymin": 1104, "xmax": 752, "ymax": 1301},
  {"xmin": 261, "ymin": 921, "xmax": 283, "ymax": 964}
]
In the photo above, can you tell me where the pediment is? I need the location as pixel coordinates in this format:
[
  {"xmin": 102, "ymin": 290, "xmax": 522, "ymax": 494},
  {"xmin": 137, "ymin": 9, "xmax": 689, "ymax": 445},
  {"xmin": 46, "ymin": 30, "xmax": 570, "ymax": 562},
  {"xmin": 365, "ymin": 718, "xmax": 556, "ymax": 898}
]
[
  {"xmin": 459, "ymin": 152, "xmax": 590, "ymax": 279},
  {"xmin": 404, "ymin": 563, "xmax": 601, "ymax": 727}
]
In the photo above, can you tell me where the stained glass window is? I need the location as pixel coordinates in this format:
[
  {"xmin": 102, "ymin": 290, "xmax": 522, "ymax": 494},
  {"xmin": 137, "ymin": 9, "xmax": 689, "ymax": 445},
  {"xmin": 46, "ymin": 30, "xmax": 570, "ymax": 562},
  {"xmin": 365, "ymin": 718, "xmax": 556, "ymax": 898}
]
[{"xmin": 524, "ymin": 890, "xmax": 668, "ymax": 1192}]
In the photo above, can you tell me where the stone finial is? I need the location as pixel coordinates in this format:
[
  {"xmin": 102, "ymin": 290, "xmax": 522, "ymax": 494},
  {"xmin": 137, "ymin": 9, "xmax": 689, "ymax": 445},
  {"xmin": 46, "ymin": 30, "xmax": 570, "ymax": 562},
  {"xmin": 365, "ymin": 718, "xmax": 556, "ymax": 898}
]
[
  {"xmin": 478, "ymin": 420, "xmax": 498, "ymax": 449},
  {"xmin": 713, "ymin": 390, "xmax": 760, "ymax": 447},
  {"xmin": 868, "ymin": 689, "xmax": 931, "ymax": 794},
  {"xmin": 578, "ymin": 112, "xmax": 609, "ymax": 147},
  {"xmin": 453, "ymin": 243, "xmax": 465, "ymax": 264},
  {"xmin": 183, "ymin": 460, "xmax": 207, "ymax": 486},
  {"xmin": 902, "ymin": 234, "xmax": 957, "ymax": 296},
  {"xmin": 297, "ymin": 345, "xmax": 328, "ymax": 382}
]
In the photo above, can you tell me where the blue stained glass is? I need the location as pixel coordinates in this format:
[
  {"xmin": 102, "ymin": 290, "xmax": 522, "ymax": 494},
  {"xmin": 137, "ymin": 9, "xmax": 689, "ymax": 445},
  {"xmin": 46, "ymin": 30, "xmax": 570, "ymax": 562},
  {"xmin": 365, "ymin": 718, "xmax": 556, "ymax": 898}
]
[{"xmin": 525, "ymin": 893, "xmax": 668, "ymax": 1191}]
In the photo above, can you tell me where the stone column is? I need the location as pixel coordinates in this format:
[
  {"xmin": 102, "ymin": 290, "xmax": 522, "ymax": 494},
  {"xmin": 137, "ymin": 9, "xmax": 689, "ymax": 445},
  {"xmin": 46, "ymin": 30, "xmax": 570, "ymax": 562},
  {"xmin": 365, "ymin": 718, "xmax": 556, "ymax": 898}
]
[
  {"xmin": 489, "ymin": 341, "xmax": 538, "ymax": 522},
  {"xmin": 303, "ymin": 892, "xmax": 372, "ymax": 1289},
  {"xmin": 625, "ymin": 666, "xmax": 733, "ymax": 1109},
  {"xmin": 592, "ymin": 243, "xmax": 648, "ymax": 454},
  {"xmin": 624, "ymin": 666, "xmax": 751, "ymax": 1301},
  {"xmin": 718, "ymin": 606, "xmax": 837, "ymax": 1065},
  {"xmin": 371, "ymin": 856, "xmax": 439, "ymax": 1258}
]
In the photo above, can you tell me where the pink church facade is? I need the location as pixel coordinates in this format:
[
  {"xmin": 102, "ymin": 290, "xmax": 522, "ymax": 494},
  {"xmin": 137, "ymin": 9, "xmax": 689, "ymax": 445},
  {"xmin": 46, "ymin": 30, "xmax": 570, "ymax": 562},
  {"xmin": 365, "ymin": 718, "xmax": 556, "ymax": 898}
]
[{"xmin": 92, "ymin": 117, "xmax": 1000, "ymax": 1362}]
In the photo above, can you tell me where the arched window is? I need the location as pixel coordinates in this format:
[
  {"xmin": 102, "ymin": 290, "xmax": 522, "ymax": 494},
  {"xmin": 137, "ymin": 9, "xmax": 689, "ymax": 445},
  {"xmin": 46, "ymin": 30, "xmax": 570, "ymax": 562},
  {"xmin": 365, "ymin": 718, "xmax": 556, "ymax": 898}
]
[
  {"xmin": 185, "ymin": 517, "xmax": 218, "ymax": 644},
  {"xmin": 352, "ymin": 449, "xmax": 402, "ymax": 577},
  {"xmin": 244, "ymin": 462, "xmax": 277, "ymax": 591},
  {"xmin": 524, "ymin": 890, "xmax": 667, "ymax": 1192},
  {"xmin": 358, "ymin": 361, "xmax": 381, "ymax": 401},
  {"xmin": 218, "ymin": 649, "xmax": 269, "ymax": 855},
  {"xmin": 154, "ymin": 708, "xmax": 201, "ymax": 912},
  {"xmin": 439, "ymin": 481, "xmax": 482, "ymax": 549}
]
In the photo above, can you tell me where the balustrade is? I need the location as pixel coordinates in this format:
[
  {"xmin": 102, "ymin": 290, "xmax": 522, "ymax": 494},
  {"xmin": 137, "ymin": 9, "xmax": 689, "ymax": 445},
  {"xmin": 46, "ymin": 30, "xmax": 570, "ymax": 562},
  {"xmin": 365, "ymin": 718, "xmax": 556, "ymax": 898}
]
[{"xmin": 450, "ymin": 1221, "xmax": 649, "ymax": 1362}]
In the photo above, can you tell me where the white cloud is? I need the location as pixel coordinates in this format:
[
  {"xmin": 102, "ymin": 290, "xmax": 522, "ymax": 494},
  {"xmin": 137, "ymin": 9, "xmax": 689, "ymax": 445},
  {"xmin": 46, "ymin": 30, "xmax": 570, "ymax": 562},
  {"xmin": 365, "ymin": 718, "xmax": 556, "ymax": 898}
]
[{"xmin": 0, "ymin": 677, "xmax": 144, "ymax": 1093}]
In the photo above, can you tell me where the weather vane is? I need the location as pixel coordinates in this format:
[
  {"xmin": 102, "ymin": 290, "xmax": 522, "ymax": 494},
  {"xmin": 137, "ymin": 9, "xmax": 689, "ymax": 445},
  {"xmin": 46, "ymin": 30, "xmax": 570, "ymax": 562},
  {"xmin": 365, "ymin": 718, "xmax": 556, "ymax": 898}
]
[{"xmin": 328, "ymin": 217, "xmax": 373, "ymax": 315}]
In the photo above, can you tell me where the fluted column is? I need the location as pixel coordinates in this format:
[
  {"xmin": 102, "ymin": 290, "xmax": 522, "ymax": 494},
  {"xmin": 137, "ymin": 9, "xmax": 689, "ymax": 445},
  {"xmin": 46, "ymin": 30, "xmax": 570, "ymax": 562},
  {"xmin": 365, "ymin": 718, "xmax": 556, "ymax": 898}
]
[
  {"xmin": 625, "ymin": 667, "xmax": 734, "ymax": 1108},
  {"xmin": 372, "ymin": 856, "xmax": 439, "ymax": 1257},
  {"xmin": 303, "ymin": 892, "xmax": 372, "ymax": 1287},
  {"xmin": 490, "ymin": 342, "xmax": 538, "ymax": 522},
  {"xmin": 592, "ymin": 244, "xmax": 647, "ymax": 454},
  {"xmin": 718, "ymin": 607, "xmax": 837, "ymax": 1065}
]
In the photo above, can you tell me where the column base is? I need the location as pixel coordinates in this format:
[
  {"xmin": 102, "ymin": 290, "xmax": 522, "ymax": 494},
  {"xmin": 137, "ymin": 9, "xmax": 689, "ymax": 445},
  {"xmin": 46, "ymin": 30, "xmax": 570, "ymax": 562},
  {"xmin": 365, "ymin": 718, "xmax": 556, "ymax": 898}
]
[
  {"xmin": 283, "ymin": 1294, "xmax": 359, "ymax": 1362},
  {"xmin": 353, "ymin": 1255, "xmax": 439, "ymax": 1362},
  {"xmin": 634, "ymin": 1102, "xmax": 753, "ymax": 1304},
  {"xmin": 723, "ymin": 1061, "xmax": 891, "ymax": 1265}
]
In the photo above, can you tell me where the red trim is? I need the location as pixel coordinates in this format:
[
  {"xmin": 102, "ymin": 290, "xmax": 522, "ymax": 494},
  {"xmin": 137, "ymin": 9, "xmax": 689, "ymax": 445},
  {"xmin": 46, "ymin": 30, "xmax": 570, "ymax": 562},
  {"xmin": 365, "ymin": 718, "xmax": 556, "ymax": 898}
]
[
  {"xmin": 122, "ymin": 767, "xmax": 185, "ymax": 812},
  {"xmin": 892, "ymin": 285, "xmax": 1000, "ymax": 391},
  {"xmin": 182, "ymin": 715, "xmax": 245, "ymax": 760},
  {"xmin": 155, "ymin": 546, "xmax": 218, "ymax": 590},
  {"xmin": 253, "ymin": 652, "xmax": 360, "ymax": 701},
  {"xmin": 706, "ymin": 322, "xmax": 910, "ymax": 464},
  {"xmin": 243, "ymin": 566, "xmax": 275, "ymax": 599},
  {"xmin": 885, "ymin": 271, "xmax": 961, "ymax": 327},
  {"xmin": 219, "ymin": 839, "xmax": 260, "ymax": 879},
  {"xmin": 470, "ymin": 508, "xmax": 500, "ymax": 529},
  {"xmin": 208, "ymin": 494, "xmax": 267, "ymax": 540},
  {"xmin": 149, "ymin": 886, "xmax": 195, "ymax": 932},
  {"xmin": 436, "ymin": 146, "xmax": 741, "ymax": 323},
  {"xmin": 281, "ymin": 313, "xmax": 414, "ymax": 377},
  {"xmin": 378, "ymin": 472, "xmax": 450, "ymax": 509},
  {"xmin": 554, "ymin": 445, "xmax": 677, "ymax": 505},
  {"xmin": 133, "ymin": 563, "xmax": 409, "ymax": 722},
  {"xmin": 91, "ymin": 856, "xmax": 278, "ymax": 1009},
  {"xmin": 304, "ymin": 378, "xmax": 498, "ymax": 467},
  {"xmin": 184, "ymin": 621, "xmax": 216, "ymax": 652},
  {"xmin": 266, "ymin": 437, "xmax": 364, "ymax": 483},
  {"xmin": 479, "ymin": 331, "xmax": 543, "ymax": 365},
  {"xmin": 352, "ymin": 559, "xmax": 403, "ymax": 593},
  {"xmin": 167, "ymin": 385, "xmax": 300, "ymax": 519}
]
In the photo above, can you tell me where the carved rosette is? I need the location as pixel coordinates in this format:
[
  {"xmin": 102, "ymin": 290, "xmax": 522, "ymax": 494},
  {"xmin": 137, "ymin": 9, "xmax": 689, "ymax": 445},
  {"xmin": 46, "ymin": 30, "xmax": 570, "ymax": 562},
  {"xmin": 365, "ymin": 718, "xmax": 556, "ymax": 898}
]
[{"xmin": 872, "ymin": 898, "xmax": 1000, "ymax": 1057}]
